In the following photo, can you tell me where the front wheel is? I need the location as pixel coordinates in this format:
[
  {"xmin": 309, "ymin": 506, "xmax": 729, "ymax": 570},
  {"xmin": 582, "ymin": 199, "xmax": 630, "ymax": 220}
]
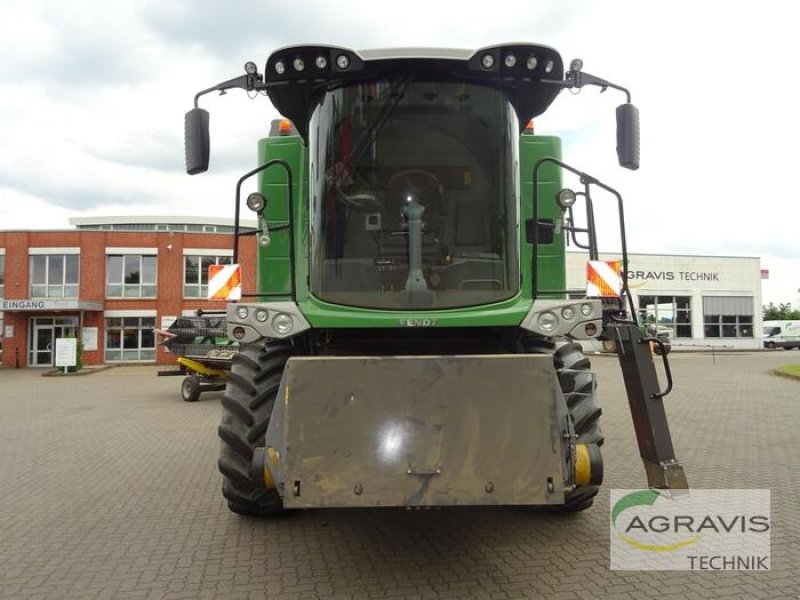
[
  {"xmin": 555, "ymin": 341, "xmax": 603, "ymax": 511},
  {"xmin": 524, "ymin": 337, "xmax": 603, "ymax": 512},
  {"xmin": 217, "ymin": 340, "xmax": 293, "ymax": 516},
  {"xmin": 181, "ymin": 375, "xmax": 201, "ymax": 402}
]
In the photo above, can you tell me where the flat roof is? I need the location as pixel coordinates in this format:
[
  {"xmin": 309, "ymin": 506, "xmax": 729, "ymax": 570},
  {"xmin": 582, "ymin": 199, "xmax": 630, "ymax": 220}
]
[
  {"xmin": 566, "ymin": 250, "xmax": 760, "ymax": 260},
  {"xmin": 69, "ymin": 216, "xmax": 258, "ymax": 227}
]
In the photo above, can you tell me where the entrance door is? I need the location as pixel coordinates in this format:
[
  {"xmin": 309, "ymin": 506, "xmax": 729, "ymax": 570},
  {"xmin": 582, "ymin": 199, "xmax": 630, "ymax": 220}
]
[
  {"xmin": 29, "ymin": 317, "xmax": 78, "ymax": 367},
  {"xmin": 32, "ymin": 325, "xmax": 54, "ymax": 366}
]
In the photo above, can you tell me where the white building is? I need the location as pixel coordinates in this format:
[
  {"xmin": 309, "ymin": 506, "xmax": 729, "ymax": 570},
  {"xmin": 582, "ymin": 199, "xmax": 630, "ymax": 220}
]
[{"xmin": 566, "ymin": 252, "xmax": 763, "ymax": 349}]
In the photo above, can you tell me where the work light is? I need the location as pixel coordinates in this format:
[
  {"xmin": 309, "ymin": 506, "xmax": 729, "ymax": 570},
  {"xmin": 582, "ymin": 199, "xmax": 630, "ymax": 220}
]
[
  {"xmin": 556, "ymin": 188, "xmax": 577, "ymax": 210},
  {"xmin": 246, "ymin": 192, "xmax": 266, "ymax": 213}
]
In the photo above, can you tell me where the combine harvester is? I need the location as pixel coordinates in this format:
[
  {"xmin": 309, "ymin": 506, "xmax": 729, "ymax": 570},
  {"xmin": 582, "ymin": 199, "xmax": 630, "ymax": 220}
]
[{"xmin": 183, "ymin": 43, "xmax": 688, "ymax": 515}]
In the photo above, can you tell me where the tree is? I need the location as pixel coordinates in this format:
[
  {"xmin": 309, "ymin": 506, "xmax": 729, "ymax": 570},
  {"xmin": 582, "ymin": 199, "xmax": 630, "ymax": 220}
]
[{"xmin": 763, "ymin": 302, "xmax": 800, "ymax": 320}]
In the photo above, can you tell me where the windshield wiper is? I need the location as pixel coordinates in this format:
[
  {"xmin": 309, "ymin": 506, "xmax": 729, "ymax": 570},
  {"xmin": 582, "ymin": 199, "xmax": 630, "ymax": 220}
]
[{"xmin": 343, "ymin": 71, "xmax": 416, "ymax": 169}]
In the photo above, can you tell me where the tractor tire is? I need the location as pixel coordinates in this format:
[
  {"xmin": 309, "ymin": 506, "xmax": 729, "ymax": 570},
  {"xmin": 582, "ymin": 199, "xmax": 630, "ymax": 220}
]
[
  {"xmin": 522, "ymin": 336, "xmax": 603, "ymax": 512},
  {"xmin": 181, "ymin": 375, "xmax": 201, "ymax": 402},
  {"xmin": 217, "ymin": 340, "xmax": 293, "ymax": 516},
  {"xmin": 555, "ymin": 341, "xmax": 603, "ymax": 511}
]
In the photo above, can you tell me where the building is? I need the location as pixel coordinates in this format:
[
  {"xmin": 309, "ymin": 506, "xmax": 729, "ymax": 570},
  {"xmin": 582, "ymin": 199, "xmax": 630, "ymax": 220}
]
[
  {"xmin": 567, "ymin": 252, "xmax": 763, "ymax": 349},
  {"xmin": 0, "ymin": 217, "xmax": 766, "ymax": 368},
  {"xmin": 0, "ymin": 217, "xmax": 255, "ymax": 368}
]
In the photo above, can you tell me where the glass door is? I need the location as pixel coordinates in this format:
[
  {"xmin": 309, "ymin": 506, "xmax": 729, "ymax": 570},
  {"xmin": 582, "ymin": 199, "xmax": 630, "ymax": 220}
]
[
  {"xmin": 29, "ymin": 317, "xmax": 78, "ymax": 367},
  {"xmin": 32, "ymin": 324, "xmax": 54, "ymax": 366}
]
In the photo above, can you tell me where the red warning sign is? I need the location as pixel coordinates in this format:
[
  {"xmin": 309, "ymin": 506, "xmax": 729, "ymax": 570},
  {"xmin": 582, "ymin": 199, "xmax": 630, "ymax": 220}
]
[
  {"xmin": 208, "ymin": 264, "xmax": 242, "ymax": 300},
  {"xmin": 586, "ymin": 260, "xmax": 622, "ymax": 297}
]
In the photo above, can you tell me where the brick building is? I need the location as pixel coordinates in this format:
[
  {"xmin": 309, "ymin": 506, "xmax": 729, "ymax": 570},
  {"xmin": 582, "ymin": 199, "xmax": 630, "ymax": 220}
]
[{"xmin": 0, "ymin": 217, "xmax": 255, "ymax": 368}]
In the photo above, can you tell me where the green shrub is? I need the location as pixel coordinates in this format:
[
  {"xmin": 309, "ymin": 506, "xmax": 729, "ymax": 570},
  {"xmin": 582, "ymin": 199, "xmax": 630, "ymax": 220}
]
[{"xmin": 66, "ymin": 337, "xmax": 84, "ymax": 373}]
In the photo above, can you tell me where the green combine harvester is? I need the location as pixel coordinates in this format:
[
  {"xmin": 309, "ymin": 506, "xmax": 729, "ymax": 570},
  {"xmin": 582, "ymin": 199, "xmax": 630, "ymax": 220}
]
[{"xmin": 184, "ymin": 43, "xmax": 688, "ymax": 516}]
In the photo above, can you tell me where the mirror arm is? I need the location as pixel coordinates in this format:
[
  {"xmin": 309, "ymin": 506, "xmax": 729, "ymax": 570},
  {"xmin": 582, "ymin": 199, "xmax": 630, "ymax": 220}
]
[
  {"xmin": 568, "ymin": 71, "xmax": 631, "ymax": 104},
  {"xmin": 542, "ymin": 73, "xmax": 631, "ymax": 104},
  {"xmin": 193, "ymin": 73, "xmax": 268, "ymax": 108}
]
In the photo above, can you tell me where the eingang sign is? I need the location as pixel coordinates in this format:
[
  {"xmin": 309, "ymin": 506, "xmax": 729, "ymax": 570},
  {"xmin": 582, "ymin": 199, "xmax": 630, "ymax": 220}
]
[
  {"xmin": 2, "ymin": 300, "xmax": 47, "ymax": 310},
  {"xmin": 1, "ymin": 299, "xmax": 103, "ymax": 311}
]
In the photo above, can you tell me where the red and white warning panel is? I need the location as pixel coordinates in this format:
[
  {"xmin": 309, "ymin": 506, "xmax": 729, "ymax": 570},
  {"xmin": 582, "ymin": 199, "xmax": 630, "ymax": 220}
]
[
  {"xmin": 586, "ymin": 260, "xmax": 622, "ymax": 297},
  {"xmin": 208, "ymin": 264, "xmax": 242, "ymax": 300}
]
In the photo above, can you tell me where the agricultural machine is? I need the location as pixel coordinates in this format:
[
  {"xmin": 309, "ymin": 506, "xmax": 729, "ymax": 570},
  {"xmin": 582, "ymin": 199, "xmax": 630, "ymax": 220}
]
[
  {"xmin": 184, "ymin": 43, "xmax": 687, "ymax": 515},
  {"xmin": 156, "ymin": 314, "xmax": 236, "ymax": 402}
]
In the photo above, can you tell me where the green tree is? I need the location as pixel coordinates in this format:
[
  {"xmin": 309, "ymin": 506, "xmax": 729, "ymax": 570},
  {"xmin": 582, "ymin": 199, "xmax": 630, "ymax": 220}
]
[{"xmin": 763, "ymin": 302, "xmax": 800, "ymax": 320}]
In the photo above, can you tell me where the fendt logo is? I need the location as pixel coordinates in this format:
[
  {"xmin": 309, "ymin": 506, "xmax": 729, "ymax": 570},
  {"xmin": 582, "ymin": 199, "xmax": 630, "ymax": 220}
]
[
  {"xmin": 399, "ymin": 319, "xmax": 437, "ymax": 327},
  {"xmin": 610, "ymin": 489, "xmax": 770, "ymax": 571}
]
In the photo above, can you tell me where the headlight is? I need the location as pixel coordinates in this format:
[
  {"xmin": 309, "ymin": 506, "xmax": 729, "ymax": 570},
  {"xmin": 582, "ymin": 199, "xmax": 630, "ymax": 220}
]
[
  {"xmin": 255, "ymin": 309, "xmax": 268, "ymax": 323},
  {"xmin": 537, "ymin": 311, "xmax": 559, "ymax": 333},
  {"xmin": 580, "ymin": 303, "xmax": 593, "ymax": 316},
  {"xmin": 274, "ymin": 61, "xmax": 286, "ymax": 75},
  {"xmin": 272, "ymin": 313, "xmax": 294, "ymax": 335},
  {"xmin": 481, "ymin": 54, "xmax": 495, "ymax": 69},
  {"xmin": 504, "ymin": 54, "xmax": 516, "ymax": 68},
  {"xmin": 315, "ymin": 55, "xmax": 328, "ymax": 69},
  {"xmin": 293, "ymin": 57, "xmax": 305, "ymax": 72},
  {"xmin": 561, "ymin": 306, "xmax": 575, "ymax": 320},
  {"xmin": 526, "ymin": 55, "xmax": 538, "ymax": 70},
  {"xmin": 236, "ymin": 306, "xmax": 249, "ymax": 320}
]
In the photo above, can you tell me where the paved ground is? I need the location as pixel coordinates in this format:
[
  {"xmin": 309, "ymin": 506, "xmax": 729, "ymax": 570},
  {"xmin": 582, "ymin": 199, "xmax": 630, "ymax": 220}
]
[{"xmin": 0, "ymin": 351, "xmax": 799, "ymax": 599}]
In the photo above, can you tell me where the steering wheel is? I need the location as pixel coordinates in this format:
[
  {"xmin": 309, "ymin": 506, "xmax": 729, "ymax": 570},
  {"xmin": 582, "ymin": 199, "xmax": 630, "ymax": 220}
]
[
  {"xmin": 387, "ymin": 169, "xmax": 441, "ymax": 201},
  {"xmin": 338, "ymin": 190, "xmax": 381, "ymax": 212}
]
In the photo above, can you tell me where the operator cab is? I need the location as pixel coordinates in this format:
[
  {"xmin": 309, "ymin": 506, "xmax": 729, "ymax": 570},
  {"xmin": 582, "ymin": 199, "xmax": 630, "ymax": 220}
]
[
  {"xmin": 265, "ymin": 45, "xmax": 564, "ymax": 310},
  {"xmin": 310, "ymin": 78, "xmax": 520, "ymax": 309}
]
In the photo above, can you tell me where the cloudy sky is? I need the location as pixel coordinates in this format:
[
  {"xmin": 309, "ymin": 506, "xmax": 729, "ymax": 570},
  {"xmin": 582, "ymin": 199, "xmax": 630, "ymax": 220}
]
[{"xmin": 0, "ymin": 0, "xmax": 797, "ymax": 305}]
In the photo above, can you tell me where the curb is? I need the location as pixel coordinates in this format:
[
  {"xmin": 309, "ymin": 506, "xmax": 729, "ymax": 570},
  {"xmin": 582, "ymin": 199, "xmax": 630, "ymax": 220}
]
[{"xmin": 42, "ymin": 365, "xmax": 116, "ymax": 377}]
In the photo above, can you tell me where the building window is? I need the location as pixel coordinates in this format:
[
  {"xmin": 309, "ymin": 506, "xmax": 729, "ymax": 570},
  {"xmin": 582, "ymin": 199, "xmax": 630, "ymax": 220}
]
[
  {"xmin": 30, "ymin": 254, "xmax": 79, "ymax": 298},
  {"xmin": 106, "ymin": 255, "xmax": 157, "ymax": 297},
  {"xmin": 638, "ymin": 295, "xmax": 692, "ymax": 338},
  {"xmin": 184, "ymin": 255, "xmax": 232, "ymax": 298},
  {"xmin": 703, "ymin": 296, "xmax": 754, "ymax": 338},
  {"xmin": 105, "ymin": 317, "xmax": 156, "ymax": 361}
]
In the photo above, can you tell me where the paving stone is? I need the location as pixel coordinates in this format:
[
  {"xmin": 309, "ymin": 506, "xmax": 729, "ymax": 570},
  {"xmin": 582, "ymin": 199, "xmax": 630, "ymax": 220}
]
[{"xmin": 0, "ymin": 353, "xmax": 796, "ymax": 598}]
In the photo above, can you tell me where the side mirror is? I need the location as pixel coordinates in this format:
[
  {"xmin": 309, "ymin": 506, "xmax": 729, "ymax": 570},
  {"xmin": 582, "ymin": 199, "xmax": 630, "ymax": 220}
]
[
  {"xmin": 184, "ymin": 108, "xmax": 210, "ymax": 175},
  {"xmin": 616, "ymin": 103, "xmax": 639, "ymax": 170}
]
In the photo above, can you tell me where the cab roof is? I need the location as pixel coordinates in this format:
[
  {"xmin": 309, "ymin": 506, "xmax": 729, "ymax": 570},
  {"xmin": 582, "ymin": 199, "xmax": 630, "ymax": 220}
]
[{"xmin": 264, "ymin": 43, "xmax": 565, "ymax": 140}]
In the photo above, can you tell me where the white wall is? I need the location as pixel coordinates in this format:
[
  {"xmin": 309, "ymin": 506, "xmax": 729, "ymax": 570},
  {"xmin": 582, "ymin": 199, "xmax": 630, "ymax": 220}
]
[{"xmin": 566, "ymin": 252, "xmax": 763, "ymax": 349}]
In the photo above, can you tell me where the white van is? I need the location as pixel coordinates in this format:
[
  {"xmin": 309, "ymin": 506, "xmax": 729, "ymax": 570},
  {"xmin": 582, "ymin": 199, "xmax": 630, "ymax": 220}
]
[{"xmin": 763, "ymin": 320, "xmax": 800, "ymax": 350}]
